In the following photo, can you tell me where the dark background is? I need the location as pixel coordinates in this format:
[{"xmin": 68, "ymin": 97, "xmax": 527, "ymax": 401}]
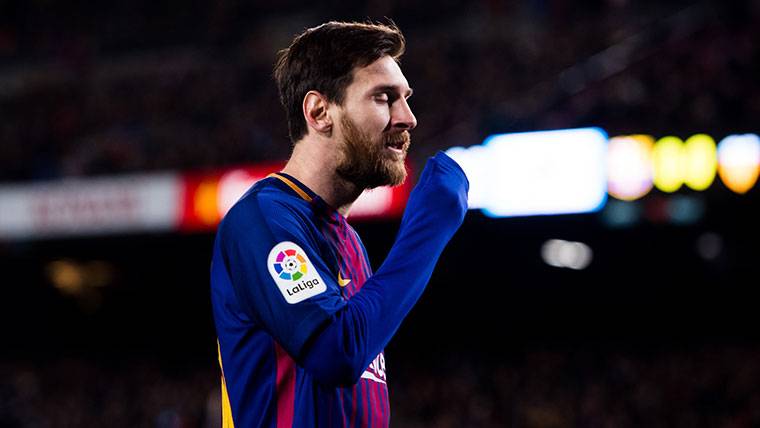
[{"xmin": 2, "ymin": 0, "xmax": 760, "ymax": 426}]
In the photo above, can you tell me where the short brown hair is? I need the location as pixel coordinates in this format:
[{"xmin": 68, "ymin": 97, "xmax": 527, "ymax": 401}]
[{"xmin": 274, "ymin": 21, "xmax": 406, "ymax": 143}]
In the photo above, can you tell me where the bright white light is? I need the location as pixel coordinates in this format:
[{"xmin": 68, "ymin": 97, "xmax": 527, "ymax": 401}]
[
  {"xmin": 447, "ymin": 128, "xmax": 608, "ymax": 217},
  {"xmin": 607, "ymin": 135, "xmax": 654, "ymax": 201},
  {"xmin": 541, "ymin": 239, "xmax": 565, "ymax": 268},
  {"xmin": 541, "ymin": 239, "xmax": 593, "ymax": 270},
  {"xmin": 445, "ymin": 145, "xmax": 491, "ymax": 209},
  {"xmin": 567, "ymin": 241, "xmax": 593, "ymax": 270},
  {"xmin": 717, "ymin": 134, "xmax": 760, "ymax": 194}
]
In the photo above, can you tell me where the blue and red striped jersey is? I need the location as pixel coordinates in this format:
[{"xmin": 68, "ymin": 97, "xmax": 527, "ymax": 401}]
[
  {"xmin": 211, "ymin": 152, "xmax": 469, "ymax": 428},
  {"xmin": 212, "ymin": 172, "xmax": 390, "ymax": 427}
]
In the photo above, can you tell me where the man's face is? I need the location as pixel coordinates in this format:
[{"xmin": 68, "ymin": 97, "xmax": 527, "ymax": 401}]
[{"xmin": 334, "ymin": 55, "xmax": 417, "ymax": 189}]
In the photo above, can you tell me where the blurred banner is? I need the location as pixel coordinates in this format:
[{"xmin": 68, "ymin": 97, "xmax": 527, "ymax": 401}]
[
  {"xmin": 447, "ymin": 128, "xmax": 609, "ymax": 217},
  {"xmin": 0, "ymin": 164, "xmax": 412, "ymax": 240},
  {"xmin": 178, "ymin": 162, "xmax": 412, "ymax": 231},
  {"xmin": 447, "ymin": 129, "xmax": 759, "ymax": 218},
  {"xmin": 0, "ymin": 174, "xmax": 181, "ymax": 239},
  {"xmin": 1, "ymin": 129, "xmax": 757, "ymax": 239}
]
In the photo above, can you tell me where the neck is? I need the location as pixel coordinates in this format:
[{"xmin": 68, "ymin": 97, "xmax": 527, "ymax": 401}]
[{"xmin": 281, "ymin": 137, "xmax": 363, "ymax": 216}]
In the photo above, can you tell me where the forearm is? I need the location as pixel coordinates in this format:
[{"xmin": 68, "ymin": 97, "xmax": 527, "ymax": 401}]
[{"xmin": 300, "ymin": 152, "xmax": 468, "ymax": 386}]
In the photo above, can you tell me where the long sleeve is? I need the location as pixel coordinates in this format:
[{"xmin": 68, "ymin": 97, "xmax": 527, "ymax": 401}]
[{"xmin": 299, "ymin": 152, "xmax": 469, "ymax": 386}]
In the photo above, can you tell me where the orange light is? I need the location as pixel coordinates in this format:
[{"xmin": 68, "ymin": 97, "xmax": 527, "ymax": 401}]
[
  {"xmin": 194, "ymin": 179, "xmax": 220, "ymax": 226},
  {"xmin": 718, "ymin": 134, "xmax": 760, "ymax": 194}
]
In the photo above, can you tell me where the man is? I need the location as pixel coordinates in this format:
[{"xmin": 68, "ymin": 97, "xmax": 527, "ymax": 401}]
[{"xmin": 211, "ymin": 21, "xmax": 468, "ymax": 427}]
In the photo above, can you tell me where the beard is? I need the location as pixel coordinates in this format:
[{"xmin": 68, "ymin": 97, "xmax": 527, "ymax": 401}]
[{"xmin": 335, "ymin": 114, "xmax": 410, "ymax": 190}]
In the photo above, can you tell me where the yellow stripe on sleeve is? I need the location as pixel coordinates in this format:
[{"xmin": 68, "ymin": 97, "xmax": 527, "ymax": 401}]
[{"xmin": 217, "ymin": 340, "xmax": 235, "ymax": 428}]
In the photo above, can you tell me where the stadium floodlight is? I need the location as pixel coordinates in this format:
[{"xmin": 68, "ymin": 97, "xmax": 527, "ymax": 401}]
[
  {"xmin": 683, "ymin": 134, "xmax": 717, "ymax": 191},
  {"xmin": 652, "ymin": 136, "xmax": 685, "ymax": 193},
  {"xmin": 446, "ymin": 127, "xmax": 608, "ymax": 217},
  {"xmin": 540, "ymin": 239, "xmax": 593, "ymax": 270},
  {"xmin": 717, "ymin": 134, "xmax": 760, "ymax": 194},
  {"xmin": 607, "ymin": 135, "xmax": 654, "ymax": 201}
]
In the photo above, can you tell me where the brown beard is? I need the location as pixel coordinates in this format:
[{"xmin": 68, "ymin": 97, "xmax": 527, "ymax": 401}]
[{"xmin": 335, "ymin": 115, "xmax": 410, "ymax": 189}]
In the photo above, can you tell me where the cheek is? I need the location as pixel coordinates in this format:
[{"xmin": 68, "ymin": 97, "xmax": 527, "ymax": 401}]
[
  {"xmin": 369, "ymin": 106, "xmax": 392, "ymax": 130},
  {"xmin": 345, "ymin": 100, "xmax": 391, "ymax": 132}
]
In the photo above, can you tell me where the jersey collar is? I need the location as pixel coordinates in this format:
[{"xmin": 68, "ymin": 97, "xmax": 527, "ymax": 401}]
[
  {"xmin": 268, "ymin": 172, "xmax": 343, "ymax": 222},
  {"xmin": 267, "ymin": 172, "xmax": 315, "ymax": 202}
]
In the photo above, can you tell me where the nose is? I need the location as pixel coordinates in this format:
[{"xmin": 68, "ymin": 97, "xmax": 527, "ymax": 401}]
[{"xmin": 390, "ymin": 97, "xmax": 417, "ymax": 131}]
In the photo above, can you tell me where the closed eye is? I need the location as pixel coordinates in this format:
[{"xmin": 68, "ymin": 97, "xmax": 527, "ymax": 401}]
[
  {"xmin": 374, "ymin": 91, "xmax": 400, "ymax": 104},
  {"xmin": 369, "ymin": 84, "xmax": 412, "ymax": 104}
]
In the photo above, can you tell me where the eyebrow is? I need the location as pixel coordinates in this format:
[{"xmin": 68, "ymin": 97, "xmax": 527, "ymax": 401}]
[{"xmin": 369, "ymin": 84, "xmax": 413, "ymax": 98}]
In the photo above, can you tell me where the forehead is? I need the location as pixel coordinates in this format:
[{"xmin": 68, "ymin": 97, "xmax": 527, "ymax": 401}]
[{"xmin": 349, "ymin": 55, "xmax": 411, "ymax": 94}]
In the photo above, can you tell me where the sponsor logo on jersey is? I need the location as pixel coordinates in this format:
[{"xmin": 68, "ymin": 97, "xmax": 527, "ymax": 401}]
[
  {"xmin": 361, "ymin": 352, "xmax": 387, "ymax": 384},
  {"xmin": 267, "ymin": 241, "xmax": 326, "ymax": 304}
]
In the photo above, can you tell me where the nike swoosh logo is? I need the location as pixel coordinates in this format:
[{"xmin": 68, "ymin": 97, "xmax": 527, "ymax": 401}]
[{"xmin": 338, "ymin": 272, "xmax": 351, "ymax": 287}]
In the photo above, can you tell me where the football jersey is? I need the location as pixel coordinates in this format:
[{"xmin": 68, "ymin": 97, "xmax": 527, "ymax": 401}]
[
  {"xmin": 212, "ymin": 152, "xmax": 469, "ymax": 428},
  {"xmin": 212, "ymin": 172, "xmax": 389, "ymax": 427}
]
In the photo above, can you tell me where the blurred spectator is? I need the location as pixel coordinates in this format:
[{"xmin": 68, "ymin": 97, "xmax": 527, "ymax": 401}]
[
  {"xmin": 1, "ymin": 1, "xmax": 757, "ymax": 182},
  {"xmin": 0, "ymin": 358, "xmax": 218, "ymax": 427},
  {"xmin": 2, "ymin": 2, "xmax": 759, "ymax": 427},
  {"xmin": 2, "ymin": 345, "xmax": 760, "ymax": 427}
]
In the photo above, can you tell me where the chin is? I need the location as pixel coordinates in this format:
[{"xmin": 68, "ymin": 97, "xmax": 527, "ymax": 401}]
[{"xmin": 381, "ymin": 161, "xmax": 407, "ymax": 187}]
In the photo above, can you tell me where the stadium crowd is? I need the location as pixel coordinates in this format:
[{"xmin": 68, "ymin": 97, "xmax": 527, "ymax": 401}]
[
  {"xmin": 2, "ymin": 345, "xmax": 760, "ymax": 427},
  {"xmin": 1, "ymin": 1, "xmax": 758, "ymax": 182},
  {"xmin": 2, "ymin": 1, "xmax": 760, "ymax": 427}
]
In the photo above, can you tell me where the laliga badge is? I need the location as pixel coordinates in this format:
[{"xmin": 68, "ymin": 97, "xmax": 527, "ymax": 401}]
[{"xmin": 268, "ymin": 241, "xmax": 326, "ymax": 304}]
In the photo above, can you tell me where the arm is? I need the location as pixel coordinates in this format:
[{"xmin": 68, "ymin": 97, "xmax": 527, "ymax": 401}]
[{"xmin": 299, "ymin": 152, "xmax": 469, "ymax": 386}]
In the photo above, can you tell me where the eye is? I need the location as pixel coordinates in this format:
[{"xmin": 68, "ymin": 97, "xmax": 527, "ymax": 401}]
[{"xmin": 373, "ymin": 93, "xmax": 390, "ymax": 103}]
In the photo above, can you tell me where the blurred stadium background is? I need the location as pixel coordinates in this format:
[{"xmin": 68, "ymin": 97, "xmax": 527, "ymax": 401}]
[{"xmin": 2, "ymin": 0, "xmax": 760, "ymax": 426}]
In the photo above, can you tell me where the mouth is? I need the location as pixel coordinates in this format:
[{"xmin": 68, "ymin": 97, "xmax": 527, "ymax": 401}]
[
  {"xmin": 385, "ymin": 141, "xmax": 405, "ymax": 155},
  {"xmin": 384, "ymin": 133, "xmax": 410, "ymax": 156}
]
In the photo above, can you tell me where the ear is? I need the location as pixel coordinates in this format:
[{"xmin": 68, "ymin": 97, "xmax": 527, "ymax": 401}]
[{"xmin": 303, "ymin": 91, "xmax": 333, "ymax": 136}]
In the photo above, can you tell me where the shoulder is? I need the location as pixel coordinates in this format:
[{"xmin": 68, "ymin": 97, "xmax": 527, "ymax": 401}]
[{"xmin": 220, "ymin": 178, "xmax": 314, "ymax": 238}]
